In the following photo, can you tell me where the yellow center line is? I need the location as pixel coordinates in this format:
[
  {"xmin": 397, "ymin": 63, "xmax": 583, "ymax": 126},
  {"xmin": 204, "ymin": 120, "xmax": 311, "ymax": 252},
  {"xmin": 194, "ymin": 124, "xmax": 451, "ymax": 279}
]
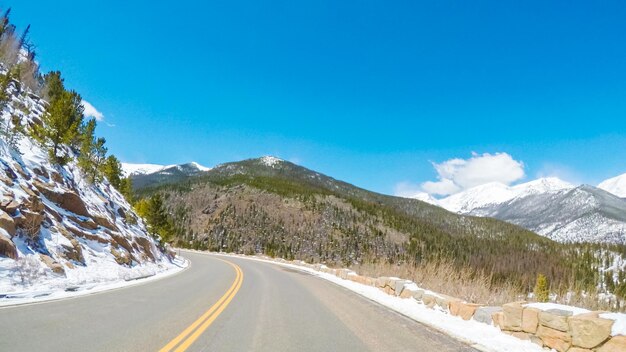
[{"xmin": 159, "ymin": 258, "xmax": 243, "ymax": 352}]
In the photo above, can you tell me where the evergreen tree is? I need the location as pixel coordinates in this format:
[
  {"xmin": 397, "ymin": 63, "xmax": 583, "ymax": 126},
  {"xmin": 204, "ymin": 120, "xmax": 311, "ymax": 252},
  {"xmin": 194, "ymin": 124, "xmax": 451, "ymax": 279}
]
[
  {"xmin": 77, "ymin": 118, "xmax": 107, "ymax": 182},
  {"xmin": 102, "ymin": 155, "xmax": 123, "ymax": 189},
  {"xmin": 119, "ymin": 177, "xmax": 134, "ymax": 203},
  {"xmin": 42, "ymin": 71, "xmax": 64, "ymax": 102},
  {"xmin": 139, "ymin": 194, "xmax": 175, "ymax": 243},
  {"xmin": 32, "ymin": 89, "xmax": 84, "ymax": 165},
  {"xmin": 534, "ymin": 273, "xmax": 549, "ymax": 302}
]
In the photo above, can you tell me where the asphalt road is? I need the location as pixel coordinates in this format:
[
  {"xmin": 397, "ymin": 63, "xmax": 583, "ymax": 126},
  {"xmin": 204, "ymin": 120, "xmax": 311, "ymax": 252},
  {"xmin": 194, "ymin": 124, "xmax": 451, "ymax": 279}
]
[{"xmin": 0, "ymin": 251, "xmax": 477, "ymax": 352}]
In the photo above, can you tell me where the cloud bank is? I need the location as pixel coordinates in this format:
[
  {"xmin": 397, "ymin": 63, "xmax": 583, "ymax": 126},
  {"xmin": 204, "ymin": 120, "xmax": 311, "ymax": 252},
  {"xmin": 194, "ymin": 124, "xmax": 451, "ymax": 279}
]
[{"xmin": 400, "ymin": 152, "xmax": 525, "ymax": 197}]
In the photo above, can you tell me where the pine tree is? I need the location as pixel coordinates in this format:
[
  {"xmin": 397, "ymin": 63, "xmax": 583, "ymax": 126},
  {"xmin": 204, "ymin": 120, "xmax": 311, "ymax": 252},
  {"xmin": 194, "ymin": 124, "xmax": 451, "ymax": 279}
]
[
  {"xmin": 102, "ymin": 155, "xmax": 122, "ymax": 189},
  {"xmin": 119, "ymin": 177, "xmax": 134, "ymax": 203},
  {"xmin": 42, "ymin": 71, "xmax": 64, "ymax": 102},
  {"xmin": 32, "ymin": 89, "xmax": 84, "ymax": 165},
  {"xmin": 77, "ymin": 118, "xmax": 107, "ymax": 182},
  {"xmin": 534, "ymin": 273, "xmax": 549, "ymax": 302},
  {"xmin": 143, "ymin": 194, "xmax": 174, "ymax": 242}
]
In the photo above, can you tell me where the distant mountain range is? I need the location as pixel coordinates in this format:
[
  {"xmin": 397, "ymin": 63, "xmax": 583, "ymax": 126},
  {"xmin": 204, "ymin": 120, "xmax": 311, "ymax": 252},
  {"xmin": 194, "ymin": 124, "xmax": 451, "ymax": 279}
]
[
  {"xmin": 127, "ymin": 156, "xmax": 614, "ymax": 290},
  {"xmin": 413, "ymin": 175, "xmax": 626, "ymax": 244},
  {"xmin": 122, "ymin": 158, "xmax": 626, "ymax": 245},
  {"xmin": 122, "ymin": 162, "xmax": 211, "ymax": 189}
]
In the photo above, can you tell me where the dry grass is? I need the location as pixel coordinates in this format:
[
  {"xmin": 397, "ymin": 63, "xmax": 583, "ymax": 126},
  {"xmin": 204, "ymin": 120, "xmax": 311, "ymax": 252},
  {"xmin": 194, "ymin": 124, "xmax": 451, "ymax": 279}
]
[
  {"xmin": 350, "ymin": 260, "xmax": 626, "ymax": 312},
  {"xmin": 351, "ymin": 260, "xmax": 523, "ymax": 305}
]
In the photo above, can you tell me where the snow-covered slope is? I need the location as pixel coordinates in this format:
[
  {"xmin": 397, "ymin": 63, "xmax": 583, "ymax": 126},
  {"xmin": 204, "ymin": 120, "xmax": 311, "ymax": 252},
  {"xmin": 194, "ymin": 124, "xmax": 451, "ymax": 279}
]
[
  {"xmin": 122, "ymin": 161, "xmax": 210, "ymax": 177},
  {"xmin": 0, "ymin": 73, "xmax": 177, "ymax": 297},
  {"xmin": 121, "ymin": 163, "xmax": 167, "ymax": 177},
  {"xmin": 599, "ymin": 173, "xmax": 626, "ymax": 198},
  {"xmin": 414, "ymin": 177, "xmax": 626, "ymax": 244},
  {"xmin": 438, "ymin": 177, "xmax": 573, "ymax": 215}
]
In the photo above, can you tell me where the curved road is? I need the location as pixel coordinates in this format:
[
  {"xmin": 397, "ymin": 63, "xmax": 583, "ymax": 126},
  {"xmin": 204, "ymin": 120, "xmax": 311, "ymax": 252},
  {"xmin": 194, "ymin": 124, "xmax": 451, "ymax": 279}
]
[{"xmin": 0, "ymin": 251, "xmax": 476, "ymax": 351}]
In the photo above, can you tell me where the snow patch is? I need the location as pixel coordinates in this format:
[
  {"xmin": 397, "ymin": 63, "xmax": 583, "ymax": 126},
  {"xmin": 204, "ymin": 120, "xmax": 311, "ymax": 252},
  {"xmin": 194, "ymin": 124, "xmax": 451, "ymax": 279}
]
[
  {"xmin": 260, "ymin": 156, "xmax": 283, "ymax": 167},
  {"xmin": 599, "ymin": 173, "xmax": 626, "ymax": 198}
]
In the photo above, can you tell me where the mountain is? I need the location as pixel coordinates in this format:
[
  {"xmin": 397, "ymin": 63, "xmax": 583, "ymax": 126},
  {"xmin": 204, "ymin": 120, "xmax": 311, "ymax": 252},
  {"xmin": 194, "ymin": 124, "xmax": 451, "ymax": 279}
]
[
  {"xmin": 131, "ymin": 156, "xmax": 617, "ymax": 291},
  {"xmin": 417, "ymin": 177, "xmax": 626, "ymax": 244},
  {"xmin": 124, "ymin": 162, "xmax": 211, "ymax": 189},
  {"xmin": 598, "ymin": 173, "xmax": 626, "ymax": 198},
  {"xmin": 482, "ymin": 185, "xmax": 626, "ymax": 243},
  {"xmin": 436, "ymin": 177, "xmax": 574, "ymax": 214}
]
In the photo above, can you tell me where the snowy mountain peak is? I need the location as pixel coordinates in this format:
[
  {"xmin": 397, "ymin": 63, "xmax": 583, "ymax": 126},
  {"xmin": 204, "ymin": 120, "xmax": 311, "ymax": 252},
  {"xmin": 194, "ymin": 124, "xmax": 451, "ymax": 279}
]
[
  {"xmin": 511, "ymin": 177, "xmax": 574, "ymax": 195},
  {"xmin": 121, "ymin": 161, "xmax": 210, "ymax": 177},
  {"xmin": 436, "ymin": 177, "xmax": 573, "ymax": 214},
  {"xmin": 260, "ymin": 156, "xmax": 283, "ymax": 168},
  {"xmin": 189, "ymin": 162, "xmax": 211, "ymax": 172},
  {"xmin": 598, "ymin": 173, "xmax": 626, "ymax": 198},
  {"xmin": 121, "ymin": 163, "xmax": 167, "ymax": 177}
]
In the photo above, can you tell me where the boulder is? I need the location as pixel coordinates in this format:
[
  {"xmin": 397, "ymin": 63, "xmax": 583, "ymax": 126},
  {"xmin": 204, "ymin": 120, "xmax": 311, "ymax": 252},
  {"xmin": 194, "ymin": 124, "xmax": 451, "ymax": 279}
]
[
  {"xmin": 422, "ymin": 293, "xmax": 437, "ymax": 308},
  {"xmin": 522, "ymin": 307, "xmax": 541, "ymax": 333},
  {"xmin": 0, "ymin": 198, "xmax": 19, "ymax": 215},
  {"xmin": 412, "ymin": 289, "xmax": 424, "ymax": 301},
  {"xmin": 393, "ymin": 280, "xmax": 411, "ymax": 296},
  {"xmin": 135, "ymin": 236, "xmax": 156, "ymax": 261},
  {"xmin": 32, "ymin": 167, "xmax": 49, "ymax": 179},
  {"xmin": 502, "ymin": 301, "xmax": 526, "ymax": 331},
  {"xmin": 60, "ymin": 238, "xmax": 84, "ymax": 264},
  {"xmin": 39, "ymin": 254, "xmax": 65, "ymax": 275},
  {"xmin": 68, "ymin": 215, "xmax": 98, "ymax": 230},
  {"xmin": 12, "ymin": 163, "xmax": 30, "ymax": 179},
  {"xmin": 597, "ymin": 336, "xmax": 626, "ymax": 352},
  {"xmin": 569, "ymin": 313, "xmax": 613, "ymax": 349},
  {"xmin": 435, "ymin": 295, "xmax": 452, "ymax": 309},
  {"xmin": 32, "ymin": 182, "xmax": 90, "ymax": 217},
  {"xmin": 399, "ymin": 287, "xmax": 417, "ymax": 299},
  {"xmin": 50, "ymin": 171, "xmax": 63, "ymax": 184},
  {"xmin": 537, "ymin": 325, "xmax": 571, "ymax": 352},
  {"xmin": 0, "ymin": 209, "xmax": 16, "ymax": 236},
  {"xmin": 375, "ymin": 277, "xmax": 388, "ymax": 288},
  {"xmin": 0, "ymin": 234, "xmax": 16, "ymax": 259},
  {"xmin": 473, "ymin": 306, "xmax": 502, "ymax": 325},
  {"xmin": 457, "ymin": 303, "xmax": 483, "ymax": 320},
  {"xmin": 19, "ymin": 183, "xmax": 38, "ymax": 197},
  {"xmin": 0, "ymin": 174, "xmax": 13, "ymax": 186},
  {"xmin": 16, "ymin": 210, "xmax": 44, "ymax": 236},
  {"xmin": 539, "ymin": 309, "xmax": 572, "ymax": 332}
]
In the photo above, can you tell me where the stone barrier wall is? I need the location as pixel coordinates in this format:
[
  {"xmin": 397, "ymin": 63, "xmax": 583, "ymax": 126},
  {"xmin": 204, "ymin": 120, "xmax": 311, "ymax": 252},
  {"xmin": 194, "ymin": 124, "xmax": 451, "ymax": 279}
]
[{"xmin": 266, "ymin": 257, "xmax": 626, "ymax": 352}]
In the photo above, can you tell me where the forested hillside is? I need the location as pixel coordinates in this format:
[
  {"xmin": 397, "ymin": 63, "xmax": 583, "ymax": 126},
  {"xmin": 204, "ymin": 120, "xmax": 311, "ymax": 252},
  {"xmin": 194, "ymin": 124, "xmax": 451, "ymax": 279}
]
[{"xmin": 132, "ymin": 157, "xmax": 626, "ymax": 303}]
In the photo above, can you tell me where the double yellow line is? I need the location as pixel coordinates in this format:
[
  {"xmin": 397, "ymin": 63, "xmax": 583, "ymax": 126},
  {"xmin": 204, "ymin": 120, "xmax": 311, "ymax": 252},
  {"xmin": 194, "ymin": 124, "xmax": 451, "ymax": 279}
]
[{"xmin": 160, "ymin": 258, "xmax": 243, "ymax": 352}]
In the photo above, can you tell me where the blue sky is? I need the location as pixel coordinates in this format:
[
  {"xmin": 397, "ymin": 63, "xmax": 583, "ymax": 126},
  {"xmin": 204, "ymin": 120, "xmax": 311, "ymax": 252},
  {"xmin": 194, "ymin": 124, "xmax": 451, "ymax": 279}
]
[{"xmin": 9, "ymin": 1, "xmax": 626, "ymax": 195}]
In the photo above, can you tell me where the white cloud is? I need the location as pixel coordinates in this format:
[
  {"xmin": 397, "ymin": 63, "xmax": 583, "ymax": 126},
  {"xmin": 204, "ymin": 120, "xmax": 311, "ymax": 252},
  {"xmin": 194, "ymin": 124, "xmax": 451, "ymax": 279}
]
[
  {"xmin": 81, "ymin": 100, "xmax": 104, "ymax": 121},
  {"xmin": 420, "ymin": 152, "xmax": 525, "ymax": 196}
]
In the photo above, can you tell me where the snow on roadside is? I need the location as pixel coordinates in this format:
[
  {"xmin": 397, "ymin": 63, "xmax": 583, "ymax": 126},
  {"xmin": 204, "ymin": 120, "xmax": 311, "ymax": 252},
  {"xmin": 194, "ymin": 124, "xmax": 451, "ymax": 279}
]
[
  {"xmin": 207, "ymin": 252, "xmax": 544, "ymax": 352},
  {"xmin": 0, "ymin": 256, "xmax": 188, "ymax": 307},
  {"xmin": 524, "ymin": 302, "xmax": 590, "ymax": 316}
]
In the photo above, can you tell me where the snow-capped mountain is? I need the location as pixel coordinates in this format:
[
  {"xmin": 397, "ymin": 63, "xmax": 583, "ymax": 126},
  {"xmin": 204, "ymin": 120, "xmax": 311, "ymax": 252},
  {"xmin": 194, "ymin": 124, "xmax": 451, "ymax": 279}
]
[
  {"xmin": 124, "ymin": 162, "xmax": 212, "ymax": 189},
  {"xmin": 412, "ymin": 177, "xmax": 626, "ymax": 244},
  {"xmin": 122, "ymin": 161, "xmax": 211, "ymax": 177},
  {"xmin": 598, "ymin": 173, "xmax": 626, "ymax": 198},
  {"xmin": 438, "ymin": 177, "xmax": 574, "ymax": 215}
]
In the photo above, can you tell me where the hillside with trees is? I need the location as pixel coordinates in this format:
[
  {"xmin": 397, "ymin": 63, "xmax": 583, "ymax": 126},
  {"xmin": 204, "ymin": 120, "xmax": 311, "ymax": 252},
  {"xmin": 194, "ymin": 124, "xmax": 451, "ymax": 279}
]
[{"xmin": 131, "ymin": 156, "xmax": 626, "ymax": 308}]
